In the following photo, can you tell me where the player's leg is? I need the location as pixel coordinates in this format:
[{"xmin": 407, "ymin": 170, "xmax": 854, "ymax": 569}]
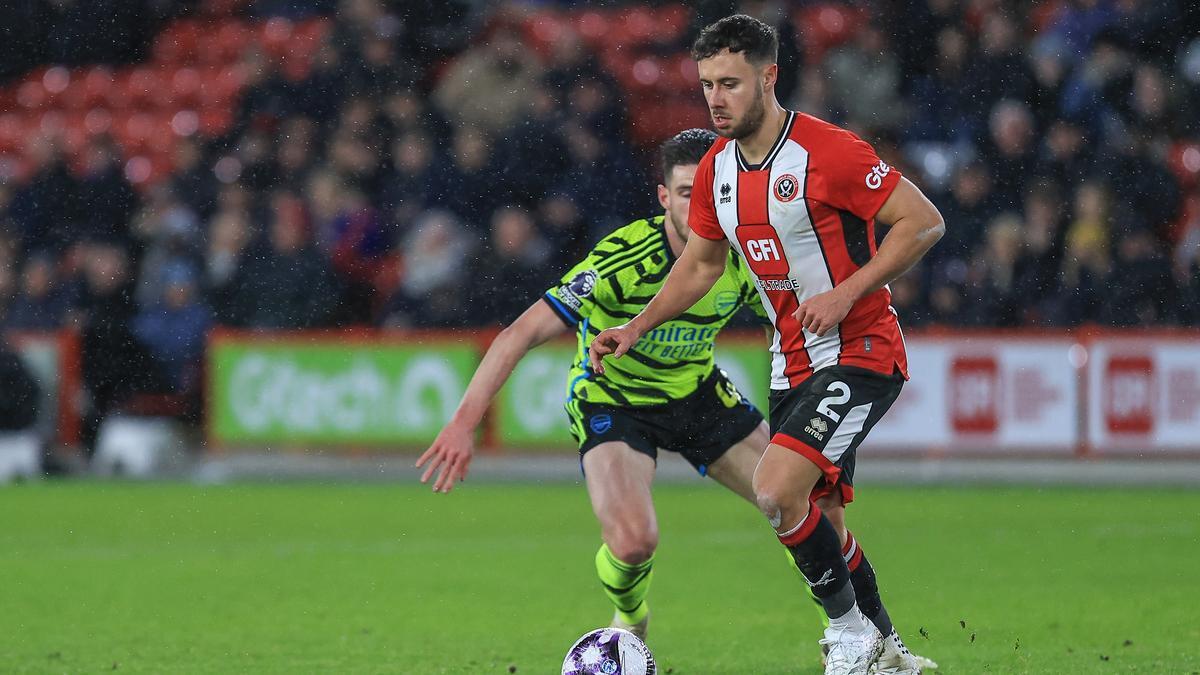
[
  {"xmin": 817, "ymin": 490, "xmax": 935, "ymax": 673},
  {"xmin": 702, "ymin": 421, "xmax": 767, "ymax": 505},
  {"xmin": 583, "ymin": 440, "xmax": 658, "ymax": 638}
]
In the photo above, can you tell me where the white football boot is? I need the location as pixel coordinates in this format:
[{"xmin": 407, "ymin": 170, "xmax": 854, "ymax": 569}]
[
  {"xmin": 869, "ymin": 629, "xmax": 932, "ymax": 674},
  {"xmin": 820, "ymin": 610, "xmax": 883, "ymax": 675}
]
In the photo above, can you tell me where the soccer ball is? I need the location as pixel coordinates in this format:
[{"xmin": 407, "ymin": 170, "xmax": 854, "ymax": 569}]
[{"xmin": 561, "ymin": 627, "xmax": 656, "ymax": 675}]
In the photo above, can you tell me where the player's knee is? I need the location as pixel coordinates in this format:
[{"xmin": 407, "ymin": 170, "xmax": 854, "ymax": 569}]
[
  {"xmin": 754, "ymin": 486, "xmax": 809, "ymax": 532},
  {"xmin": 606, "ymin": 526, "xmax": 658, "ymax": 565}
]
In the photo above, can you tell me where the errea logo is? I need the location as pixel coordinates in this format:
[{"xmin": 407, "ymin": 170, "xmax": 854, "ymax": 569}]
[
  {"xmin": 805, "ymin": 416, "xmax": 828, "ymax": 441},
  {"xmin": 865, "ymin": 160, "xmax": 891, "ymax": 190}
]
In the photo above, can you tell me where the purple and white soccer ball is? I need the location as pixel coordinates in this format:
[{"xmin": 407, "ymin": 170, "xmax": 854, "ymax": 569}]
[{"xmin": 561, "ymin": 628, "xmax": 656, "ymax": 675}]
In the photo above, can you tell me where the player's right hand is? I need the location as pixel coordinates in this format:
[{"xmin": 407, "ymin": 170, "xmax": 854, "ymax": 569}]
[
  {"xmin": 416, "ymin": 423, "xmax": 475, "ymax": 494},
  {"xmin": 588, "ymin": 323, "xmax": 641, "ymax": 374}
]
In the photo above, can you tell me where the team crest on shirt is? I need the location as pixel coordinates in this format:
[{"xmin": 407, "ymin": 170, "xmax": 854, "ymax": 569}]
[
  {"xmin": 589, "ymin": 414, "xmax": 612, "ymax": 434},
  {"xmin": 773, "ymin": 173, "xmax": 799, "ymax": 202},
  {"xmin": 714, "ymin": 290, "xmax": 739, "ymax": 317}
]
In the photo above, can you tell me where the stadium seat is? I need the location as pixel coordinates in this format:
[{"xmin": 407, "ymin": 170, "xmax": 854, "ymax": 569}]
[
  {"xmin": 0, "ymin": 431, "xmax": 39, "ymax": 483},
  {"xmin": 575, "ymin": 10, "xmax": 611, "ymax": 49},
  {"xmin": 93, "ymin": 415, "xmax": 187, "ymax": 478},
  {"xmin": 793, "ymin": 4, "xmax": 867, "ymax": 63},
  {"xmin": 628, "ymin": 96, "xmax": 711, "ymax": 146}
]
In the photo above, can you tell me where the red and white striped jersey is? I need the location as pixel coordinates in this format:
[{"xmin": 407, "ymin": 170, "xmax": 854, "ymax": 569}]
[{"xmin": 689, "ymin": 110, "xmax": 909, "ymax": 390}]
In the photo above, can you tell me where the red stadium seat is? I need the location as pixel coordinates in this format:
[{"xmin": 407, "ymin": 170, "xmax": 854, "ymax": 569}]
[
  {"xmin": 575, "ymin": 10, "xmax": 611, "ymax": 49},
  {"xmin": 793, "ymin": 4, "xmax": 868, "ymax": 63},
  {"xmin": 654, "ymin": 5, "xmax": 691, "ymax": 44},
  {"xmin": 628, "ymin": 96, "xmax": 711, "ymax": 146},
  {"xmin": 153, "ymin": 20, "xmax": 203, "ymax": 65},
  {"xmin": 204, "ymin": 21, "xmax": 252, "ymax": 66},
  {"xmin": 615, "ymin": 7, "xmax": 658, "ymax": 46},
  {"xmin": 169, "ymin": 67, "xmax": 203, "ymax": 108},
  {"xmin": 523, "ymin": 10, "xmax": 570, "ymax": 57}
]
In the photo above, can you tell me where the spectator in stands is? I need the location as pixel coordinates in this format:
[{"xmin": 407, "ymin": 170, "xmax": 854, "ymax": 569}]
[
  {"xmin": 1013, "ymin": 181, "xmax": 1068, "ymax": 324},
  {"xmin": 984, "ymin": 100, "xmax": 1039, "ymax": 212},
  {"xmin": 963, "ymin": 214, "xmax": 1025, "ymax": 326},
  {"xmin": 379, "ymin": 131, "xmax": 437, "ymax": 229},
  {"xmin": 1101, "ymin": 227, "xmax": 1178, "ymax": 327},
  {"xmin": 3, "ymin": 252, "xmax": 71, "ymax": 331},
  {"xmin": 274, "ymin": 116, "xmax": 318, "ymax": 191},
  {"xmin": 470, "ymin": 206, "xmax": 552, "ymax": 326},
  {"xmin": 131, "ymin": 184, "xmax": 202, "ymax": 309},
  {"xmin": 0, "ymin": 342, "xmax": 40, "ymax": 446},
  {"xmin": 823, "ymin": 21, "xmax": 904, "ymax": 133},
  {"xmin": 537, "ymin": 192, "xmax": 588, "ymax": 264},
  {"xmin": 554, "ymin": 122, "xmax": 646, "ymax": 242},
  {"xmin": 934, "ymin": 162, "xmax": 999, "ymax": 265},
  {"xmin": 8, "ymin": 136, "xmax": 79, "ymax": 255},
  {"xmin": 379, "ymin": 209, "xmax": 475, "ymax": 328},
  {"xmin": 433, "ymin": 24, "xmax": 544, "ymax": 137},
  {"xmin": 204, "ymin": 208, "xmax": 253, "ymax": 326},
  {"xmin": 904, "ymin": 27, "xmax": 973, "ymax": 145},
  {"xmin": 888, "ymin": 270, "xmax": 929, "ymax": 327},
  {"xmin": 381, "ymin": 87, "xmax": 452, "ymax": 143},
  {"xmin": 965, "ymin": 13, "xmax": 1034, "ymax": 124},
  {"xmin": 133, "ymin": 261, "xmax": 212, "ymax": 393},
  {"xmin": 427, "ymin": 126, "xmax": 503, "ymax": 230},
  {"xmin": 75, "ymin": 137, "xmax": 139, "ymax": 246},
  {"xmin": 229, "ymin": 191, "xmax": 338, "ymax": 329},
  {"xmin": 308, "ymin": 170, "xmax": 393, "ymax": 323},
  {"xmin": 171, "ymin": 138, "xmax": 218, "ymax": 221},
  {"xmin": 76, "ymin": 240, "xmax": 165, "ymax": 454}
]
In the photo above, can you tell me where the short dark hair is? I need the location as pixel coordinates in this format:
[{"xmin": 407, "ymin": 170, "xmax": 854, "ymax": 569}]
[
  {"xmin": 659, "ymin": 128, "xmax": 717, "ymax": 182},
  {"xmin": 690, "ymin": 14, "xmax": 778, "ymax": 65}
]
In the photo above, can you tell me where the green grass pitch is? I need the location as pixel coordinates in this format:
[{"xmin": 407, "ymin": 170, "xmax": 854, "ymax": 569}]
[{"xmin": 2, "ymin": 480, "xmax": 1198, "ymax": 673}]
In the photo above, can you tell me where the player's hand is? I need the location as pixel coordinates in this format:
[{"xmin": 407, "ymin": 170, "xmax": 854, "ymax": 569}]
[
  {"xmin": 415, "ymin": 422, "xmax": 475, "ymax": 493},
  {"xmin": 793, "ymin": 287, "xmax": 854, "ymax": 337},
  {"xmin": 588, "ymin": 323, "xmax": 642, "ymax": 374}
]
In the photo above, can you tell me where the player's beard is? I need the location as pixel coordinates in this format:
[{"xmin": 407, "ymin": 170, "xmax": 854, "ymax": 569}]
[{"xmin": 718, "ymin": 84, "xmax": 766, "ymax": 140}]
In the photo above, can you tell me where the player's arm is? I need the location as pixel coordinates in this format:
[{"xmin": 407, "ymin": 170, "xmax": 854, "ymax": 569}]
[
  {"xmin": 416, "ymin": 301, "xmax": 568, "ymax": 493},
  {"xmin": 798, "ymin": 177, "xmax": 944, "ymax": 336},
  {"xmin": 839, "ymin": 177, "xmax": 944, "ymax": 299},
  {"xmin": 588, "ymin": 235, "xmax": 729, "ymax": 373}
]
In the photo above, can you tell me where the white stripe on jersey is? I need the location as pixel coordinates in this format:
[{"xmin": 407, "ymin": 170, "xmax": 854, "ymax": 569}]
[{"xmin": 771, "ymin": 140, "xmax": 841, "ymax": 374}]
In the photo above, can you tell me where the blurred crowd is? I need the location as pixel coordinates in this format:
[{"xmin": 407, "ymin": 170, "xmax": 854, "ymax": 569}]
[{"xmin": 0, "ymin": 0, "xmax": 1199, "ymax": 441}]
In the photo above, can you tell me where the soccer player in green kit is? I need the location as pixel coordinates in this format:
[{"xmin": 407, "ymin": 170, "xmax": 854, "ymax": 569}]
[{"xmin": 417, "ymin": 129, "xmax": 771, "ymax": 639}]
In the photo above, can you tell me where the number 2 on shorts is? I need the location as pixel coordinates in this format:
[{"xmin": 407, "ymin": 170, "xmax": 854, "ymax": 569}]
[{"xmin": 816, "ymin": 381, "xmax": 850, "ymax": 422}]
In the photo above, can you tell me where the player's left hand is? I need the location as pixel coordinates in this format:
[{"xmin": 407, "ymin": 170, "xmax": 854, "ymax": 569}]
[{"xmin": 793, "ymin": 287, "xmax": 854, "ymax": 337}]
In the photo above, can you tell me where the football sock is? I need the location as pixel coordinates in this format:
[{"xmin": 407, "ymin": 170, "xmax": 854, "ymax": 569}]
[
  {"xmin": 595, "ymin": 543, "xmax": 653, "ymax": 625},
  {"xmin": 777, "ymin": 504, "xmax": 857, "ymax": 620},
  {"xmin": 844, "ymin": 531, "xmax": 894, "ymax": 637},
  {"xmin": 789, "ymin": 549, "xmax": 831, "ymax": 630}
]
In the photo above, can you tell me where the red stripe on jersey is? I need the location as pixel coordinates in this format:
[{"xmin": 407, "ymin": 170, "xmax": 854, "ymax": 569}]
[
  {"xmin": 737, "ymin": 170, "xmax": 810, "ymax": 386},
  {"xmin": 736, "ymin": 170, "xmax": 770, "ymax": 223},
  {"xmin": 806, "ymin": 200, "xmax": 909, "ymax": 379},
  {"xmin": 808, "ymin": 201, "xmax": 858, "ymax": 285}
]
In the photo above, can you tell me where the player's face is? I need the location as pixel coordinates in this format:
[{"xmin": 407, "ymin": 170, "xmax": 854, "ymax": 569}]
[
  {"xmin": 697, "ymin": 49, "xmax": 771, "ymax": 140},
  {"xmin": 657, "ymin": 163, "xmax": 698, "ymax": 241}
]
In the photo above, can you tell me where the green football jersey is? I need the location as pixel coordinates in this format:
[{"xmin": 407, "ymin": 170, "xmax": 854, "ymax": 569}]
[{"xmin": 543, "ymin": 215, "xmax": 765, "ymax": 407}]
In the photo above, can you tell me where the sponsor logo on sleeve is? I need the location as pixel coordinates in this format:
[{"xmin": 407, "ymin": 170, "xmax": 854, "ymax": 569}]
[{"xmin": 865, "ymin": 160, "xmax": 891, "ymax": 190}]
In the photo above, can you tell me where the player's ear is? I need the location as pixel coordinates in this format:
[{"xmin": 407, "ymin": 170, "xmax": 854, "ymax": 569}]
[
  {"xmin": 657, "ymin": 183, "xmax": 669, "ymax": 210},
  {"xmin": 761, "ymin": 62, "xmax": 777, "ymax": 92}
]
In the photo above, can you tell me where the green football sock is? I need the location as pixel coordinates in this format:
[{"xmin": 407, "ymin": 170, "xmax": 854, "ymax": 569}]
[
  {"xmin": 595, "ymin": 543, "xmax": 654, "ymax": 625},
  {"xmin": 785, "ymin": 548, "xmax": 830, "ymax": 629}
]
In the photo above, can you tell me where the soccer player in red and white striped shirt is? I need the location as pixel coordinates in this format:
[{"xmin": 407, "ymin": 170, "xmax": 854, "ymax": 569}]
[{"xmin": 590, "ymin": 15, "xmax": 944, "ymax": 675}]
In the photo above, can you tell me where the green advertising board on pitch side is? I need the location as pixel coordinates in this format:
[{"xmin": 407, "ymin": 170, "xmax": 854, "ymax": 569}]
[{"xmin": 209, "ymin": 340, "xmax": 479, "ymax": 445}]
